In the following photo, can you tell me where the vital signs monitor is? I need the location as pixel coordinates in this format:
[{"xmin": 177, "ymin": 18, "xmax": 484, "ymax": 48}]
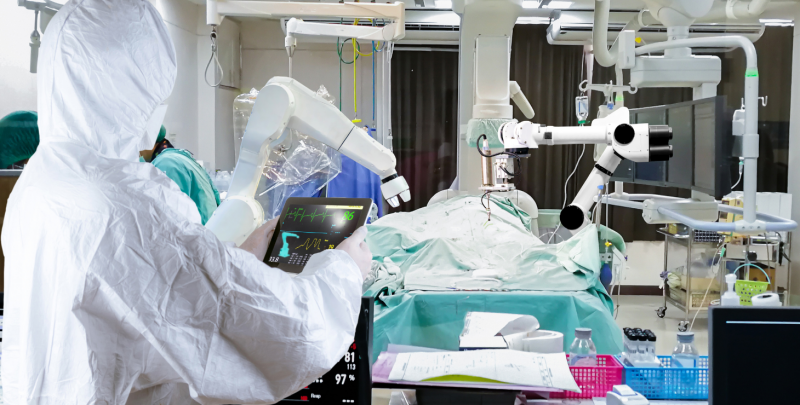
[{"xmin": 265, "ymin": 197, "xmax": 372, "ymax": 273}]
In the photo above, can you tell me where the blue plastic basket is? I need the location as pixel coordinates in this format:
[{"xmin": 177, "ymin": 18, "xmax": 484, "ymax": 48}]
[{"xmin": 616, "ymin": 355, "xmax": 708, "ymax": 400}]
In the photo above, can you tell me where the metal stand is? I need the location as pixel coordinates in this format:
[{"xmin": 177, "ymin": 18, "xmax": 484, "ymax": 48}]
[
  {"xmin": 657, "ymin": 227, "xmax": 723, "ymax": 332},
  {"xmin": 657, "ymin": 227, "xmax": 788, "ymax": 331}
]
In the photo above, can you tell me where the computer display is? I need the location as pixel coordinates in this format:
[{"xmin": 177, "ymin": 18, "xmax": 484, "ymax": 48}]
[
  {"xmin": 611, "ymin": 96, "xmax": 736, "ymax": 199},
  {"xmin": 265, "ymin": 197, "xmax": 372, "ymax": 273},
  {"xmin": 668, "ymin": 105, "xmax": 694, "ymax": 187},
  {"xmin": 709, "ymin": 307, "xmax": 800, "ymax": 404},
  {"xmin": 693, "ymin": 101, "xmax": 719, "ymax": 192}
]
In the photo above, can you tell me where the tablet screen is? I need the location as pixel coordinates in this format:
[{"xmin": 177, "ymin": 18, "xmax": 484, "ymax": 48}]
[{"xmin": 265, "ymin": 198, "xmax": 372, "ymax": 273}]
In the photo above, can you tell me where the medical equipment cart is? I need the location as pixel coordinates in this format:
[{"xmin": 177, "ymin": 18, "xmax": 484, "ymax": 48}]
[
  {"xmin": 657, "ymin": 227, "xmax": 787, "ymax": 331},
  {"xmin": 657, "ymin": 227, "xmax": 723, "ymax": 331}
]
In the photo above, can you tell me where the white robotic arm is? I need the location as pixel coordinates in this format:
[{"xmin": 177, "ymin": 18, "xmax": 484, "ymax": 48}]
[
  {"xmin": 497, "ymin": 107, "xmax": 673, "ymax": 230},
  {"xmin": 206, "ymin": 77, "xmax": 410, "ymax": 245},
  {"xmin": 560, "ymin": 109, "xmax": 672, "ymax": 230},
  {"xmin": 499, "ymin": 107, "xmax": 672, "ymax": 163}
]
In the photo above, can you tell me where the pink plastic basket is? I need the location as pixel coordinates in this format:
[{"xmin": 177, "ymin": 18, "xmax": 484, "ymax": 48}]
[{"xmin": 550, "ymin": 354, "xmax": 624, "ymax": 399}]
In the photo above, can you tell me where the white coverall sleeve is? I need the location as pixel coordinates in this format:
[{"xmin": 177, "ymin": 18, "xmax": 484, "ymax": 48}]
[{"xmin": 84, "ymin": 220, "xmax": 363, "ymax": 404}]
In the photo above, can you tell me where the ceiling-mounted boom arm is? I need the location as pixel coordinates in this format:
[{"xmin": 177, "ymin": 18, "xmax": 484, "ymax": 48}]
[
  {"xmin": 205, "ymin": 77, "xmax": 410, "ymax": 245},
  {"xmin": 283, "ymin": 14, "xmax": 405, "ymax": 63},
  {"xmin": 206, "ymin": 0, "xmax": 405, "ymax": 30},
  {"xmin": 205, "ymin": 1, "xmax": 405, "ymax": 83}
]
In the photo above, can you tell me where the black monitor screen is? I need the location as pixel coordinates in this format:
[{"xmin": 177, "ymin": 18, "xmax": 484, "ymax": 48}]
[
  {"xmin": 611, "ymin": 96, "xmax": 734, "ymax": 198},
  {"xmin": 265, "ymin": 198, "xmax": 371, "ymax": 273},
  {"xmin": 709, "ymin": 307, "xmax": 800, "ymax": 404},
  {"xmin": 694, "ymin": 102, "xmax": 718, "ymax": 191},
  {"xmin": 633, "ymin": 110, "xmax": 666, "ymax": 183},
  {"xmin": 667, "ymin": 105, "xmax": 693, "ymax": 188}
]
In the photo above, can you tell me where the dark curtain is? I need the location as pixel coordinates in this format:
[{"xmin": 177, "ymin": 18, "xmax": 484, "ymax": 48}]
[
  {"xmin": 389, "ymin": 50, "xmax": 459, "ymax": 211},
  {"xmin": 508, "ymin": 24, "xmax": 589, "ymax": 209},
  {"xmin": 389, "ymin": 25, "xmax": 793, "ymax": 241}
]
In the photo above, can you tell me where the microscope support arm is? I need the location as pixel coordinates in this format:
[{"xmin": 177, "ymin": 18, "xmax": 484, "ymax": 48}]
[
  {"xmin": 206, "ymin": 77, "xmax": 410, "ymax": 245},
  {"xmin": 499, "ymin": 107, "xmax": 673, "ymax": 231},
  {"xmin": 502, "ymin": 107, "xmax": 673, "ymax": 162},
  {"xmin": 559, "ymin": 147, "xmax": 622, "ymax": 231}
]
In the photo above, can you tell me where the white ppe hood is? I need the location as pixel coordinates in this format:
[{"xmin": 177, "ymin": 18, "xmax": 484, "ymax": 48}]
[{"xmin": 1, "ymin": 0, "xmax": 363, "ymax": 404}]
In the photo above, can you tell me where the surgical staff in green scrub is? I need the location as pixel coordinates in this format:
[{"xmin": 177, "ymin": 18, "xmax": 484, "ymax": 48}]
[
  {"xmin": 0, "ymin": 111, "xmax": 39, "ymax": 169},
  {"xmin": 140, "ymin": 126, "xmax": 220, "ymax": 224}
]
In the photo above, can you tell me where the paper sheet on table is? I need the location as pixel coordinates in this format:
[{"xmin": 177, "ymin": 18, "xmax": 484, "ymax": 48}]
[
  {"xmin": 461, "ymin": 312, "xmax": 540, "ymax": 339},
  {"xmin": 387, "ymin": 350, "xmax": 580, "ymax": 393},
  {"xmin": 388, "ymin": 344, "xmax": 449, "ymax": 354}
]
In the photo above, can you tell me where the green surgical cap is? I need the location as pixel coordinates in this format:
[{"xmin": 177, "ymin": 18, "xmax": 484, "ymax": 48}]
[
  {"xmin": 156, "ymin": 125, "xmax": 167, "ymax": 144},
  {"xmin": 0, "ymin": 111, "xmax": 39, "ymax": 168}
]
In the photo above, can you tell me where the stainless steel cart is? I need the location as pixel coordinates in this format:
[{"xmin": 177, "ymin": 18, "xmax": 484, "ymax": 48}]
[
  {"xmin": 657, "ymin": 227, "xmax": 787, "ymax": 331},
  {"xmin": 657, "ymin": 228, "xmax": 723, "ymax": 331}
]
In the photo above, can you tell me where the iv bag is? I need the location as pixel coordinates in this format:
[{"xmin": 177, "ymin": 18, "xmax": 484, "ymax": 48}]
[{"xmin": 575, "ymin": 95, "xmax": 589, "ymax": 123}]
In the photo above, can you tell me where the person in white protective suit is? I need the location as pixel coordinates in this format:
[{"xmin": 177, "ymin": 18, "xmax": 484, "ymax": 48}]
[{"xmin": 0, "ymin": 0, "xmax": 372, "ymax": 403}]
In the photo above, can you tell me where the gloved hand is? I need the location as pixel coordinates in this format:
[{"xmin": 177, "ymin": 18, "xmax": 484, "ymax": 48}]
[
  {"xmin": 336, "ymin": 226, "xmax": 372, "ymax": 280},
  {"xmin": 239, "ymin": 218, "xmax": 279, "ymax": 259}
]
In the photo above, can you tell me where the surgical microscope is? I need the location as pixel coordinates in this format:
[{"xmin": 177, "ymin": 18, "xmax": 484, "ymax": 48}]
[{"xmin": 493, "ymin": 106, "xmax": 673, "ymax": 231}]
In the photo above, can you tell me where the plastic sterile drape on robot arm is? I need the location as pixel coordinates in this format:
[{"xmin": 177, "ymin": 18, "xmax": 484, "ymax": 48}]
[
  {"xmin": 228, "ymin": 83, "xmax": 295, "ymax": 200},
  {"xmin": 256, "ymin": 131, "xmax": 342, "ymax": 220},
  {"xmin": 277, "ymin": 76, "xmax": 410, "ymax": 206},
  {"xmin": 207, "ymin": 77, "xmax": 409, "ymax": 244},
  {"xmin": 206, "ymin": 83, "xmax": 294, "ymax": 245},
  {"xmin": 289, "ymin": 85, "xmax": 396, "ymax": 179}
]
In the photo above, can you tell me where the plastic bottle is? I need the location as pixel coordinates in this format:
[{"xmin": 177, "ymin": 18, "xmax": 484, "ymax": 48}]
[
  {"xmin": 622, "ymin": 327, "xmax": 632, "ymax": 357},
  {"xmin": 215, "ymin": 171, "xmax": 231, "ymax": 193},
  {"xmin": 569, "ymin": 328, "xmax": 597, "ymax": 366},
  {"xmin": 645, "ymin": 330, "xmax": 658, "ymax": 363},
  {"xmin": 721, "ymin": 273, "xmax": 741, "ymax": 306},
  {"xmin": 632, "ymin": 329, "xmax": 645, "ymax": 362},
  {"xmin": 671, "ymin": 332, "xmax": 699, "ymax": 368}
]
